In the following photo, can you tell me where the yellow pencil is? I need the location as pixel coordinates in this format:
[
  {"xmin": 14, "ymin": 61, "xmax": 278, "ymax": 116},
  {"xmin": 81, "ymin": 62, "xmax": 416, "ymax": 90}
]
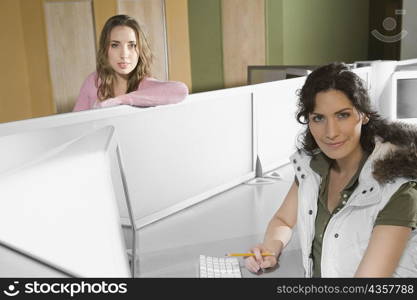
[{"xmin": 226, "ymin": 253, "xmax": 275, "ymax": 257}]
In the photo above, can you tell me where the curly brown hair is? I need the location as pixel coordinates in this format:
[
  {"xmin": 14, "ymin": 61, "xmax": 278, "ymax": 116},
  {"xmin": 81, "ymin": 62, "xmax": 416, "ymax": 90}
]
[
  {"xmin": 296, "ymin": 62, "xmax": 388, "ymax": 155},
  {"xmin": 96, "ymin": 15, "xmax": 153, "ymax": 101}
]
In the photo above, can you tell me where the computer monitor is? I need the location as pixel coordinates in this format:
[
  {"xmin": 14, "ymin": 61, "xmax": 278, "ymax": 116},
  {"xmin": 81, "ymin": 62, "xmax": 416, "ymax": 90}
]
[
  {"xmin": 284, "ymin": 67, "xmax": 312, "ymax": 79},
  {"xmin": 389, "ymin": 70, "xmax": 417, "ymax": 121},
  {"xmin": 0, "ymin": 126, "xmax": 133, "ymax": 277},
  {"xmin": 247, "ymin": 65, "xmax": 315, "ymax": 85}
]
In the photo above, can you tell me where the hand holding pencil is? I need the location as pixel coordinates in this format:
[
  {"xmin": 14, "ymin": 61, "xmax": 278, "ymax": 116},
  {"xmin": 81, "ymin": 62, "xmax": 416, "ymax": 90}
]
[{"xmin": 243, "ymin": 244, "xmax": 279, "ymax": 273}]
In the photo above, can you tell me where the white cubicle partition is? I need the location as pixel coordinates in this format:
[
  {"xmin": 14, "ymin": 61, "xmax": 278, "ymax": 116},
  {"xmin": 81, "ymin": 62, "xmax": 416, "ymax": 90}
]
[
  {"xmin": 107, "ymin": 91, "xmax": 255, "ymax": 227},
  {"xmin": 254, "ymin": 77, "xmax": 305, "ymax": 173},
  {"xmin": 352, "ymin": 66, "xmax": 371, "ymax": 92},
  {"xmin": 0, "ymin": 90, "xmax": 255, "ymax": 230},
  {"xmin": 369, "ymin": 60, "xmax": 398, "ymax": 118}
]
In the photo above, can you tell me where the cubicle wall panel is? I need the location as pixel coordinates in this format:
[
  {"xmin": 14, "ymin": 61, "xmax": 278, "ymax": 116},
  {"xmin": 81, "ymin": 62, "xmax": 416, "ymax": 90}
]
[
  {"xmin": 221, "ymin": 0, "xmax": 265, "ymax": 88},
  {"xmin": 369, "ymin": 61, "xmax": 398, "ymax": 118},
  {"xmin": 44, "ymin": 0, "xmax": 96, "ymax": 113},
  {"xmin": 352, "ymin": 67, "xmax": 371, "ymax": 92},
  {"xmin": 255, "ymin": 77, "xmax": 305, "ymax": 173},
  {"xmin": 105, "ymin": 94, "xmax": 254, "ymax": 224}
]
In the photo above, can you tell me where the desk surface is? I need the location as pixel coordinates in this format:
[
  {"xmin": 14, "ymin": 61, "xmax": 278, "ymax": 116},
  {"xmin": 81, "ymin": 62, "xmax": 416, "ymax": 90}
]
[{"xmin": 135, "ymin": 164, "xmax": 303, "ymax": 278}]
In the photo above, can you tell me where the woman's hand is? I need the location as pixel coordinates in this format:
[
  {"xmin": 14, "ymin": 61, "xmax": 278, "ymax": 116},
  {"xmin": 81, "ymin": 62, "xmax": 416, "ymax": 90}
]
[{"xmin": 244, "ymin": 244, "xmax": 280, "ymax": 273}]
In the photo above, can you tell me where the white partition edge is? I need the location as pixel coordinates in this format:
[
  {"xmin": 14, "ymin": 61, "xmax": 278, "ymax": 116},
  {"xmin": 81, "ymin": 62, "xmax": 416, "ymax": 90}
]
[
  {"xmin": 397, "ymin": 58, "xmax": 417, "ymax": 66},
  {"xmin": 187, "ymin": 86, "xmax": 258, "ymax": 173},
  {"xmin": 1, "ymin": 92, "xmax": 241, "ymax": 137},
  {"xmin": 251, "ymin": 92, "xmax": 258, "ymax": 173},
  {"xmin": 390, "ymin": 72, "xmax": 399, "ymax": 120},
  {"xmin": 0, "ymin": 106, "xmax": 137, "ymax": 137}
]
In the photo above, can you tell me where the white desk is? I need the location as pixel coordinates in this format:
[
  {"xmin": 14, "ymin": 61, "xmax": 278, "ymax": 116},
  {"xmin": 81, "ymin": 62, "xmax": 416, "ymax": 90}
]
[{"xmin": 135, "ymin": 164, "xmax": 303, "ymax": 278}]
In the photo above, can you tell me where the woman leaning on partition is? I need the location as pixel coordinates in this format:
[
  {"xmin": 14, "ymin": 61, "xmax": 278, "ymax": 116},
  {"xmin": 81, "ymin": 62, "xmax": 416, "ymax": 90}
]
[
  {"xmin": 245, "ymin": 62, "xmax": 417, "ymax": 277},
  {"xmin": 73, "ymin": 14, "xmax": 188, "ymax": 111}
]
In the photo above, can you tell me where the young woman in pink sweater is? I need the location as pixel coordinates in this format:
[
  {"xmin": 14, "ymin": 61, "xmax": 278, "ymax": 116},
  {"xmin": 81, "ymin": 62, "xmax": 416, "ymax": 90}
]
[{"xmin": 73, "ymin": 15, "xmax": 188, "ymax": 112}]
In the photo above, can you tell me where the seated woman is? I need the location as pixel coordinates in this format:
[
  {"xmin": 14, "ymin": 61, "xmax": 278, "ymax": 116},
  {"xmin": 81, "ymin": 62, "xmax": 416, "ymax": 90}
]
[
  {"xmin": 73, "ymin": 14, "xmax": 188, "ymax": 112},
  {"xmin": 245, "ymin": 62, "xmax": 417, "ymax": 277}
]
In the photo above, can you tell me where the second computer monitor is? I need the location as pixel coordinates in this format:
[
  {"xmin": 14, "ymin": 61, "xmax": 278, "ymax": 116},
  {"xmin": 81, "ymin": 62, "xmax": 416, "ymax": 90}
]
[{"xmin": 0, "ymin": 126, "xmax": 131, "ymax": 277}]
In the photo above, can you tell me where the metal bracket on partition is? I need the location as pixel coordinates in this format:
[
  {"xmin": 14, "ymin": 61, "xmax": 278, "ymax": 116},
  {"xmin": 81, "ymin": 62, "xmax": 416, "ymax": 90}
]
[
  {"xmin": 116, "ymin": 146, "xmax": 137, "ymax": 278},
  {"xmin": 263, "ymin": 170, "xmax": 282, "ymax": 180},
  {"xmin": 244, "ymin": 156, "xmax": 280, "ymax": 185}
]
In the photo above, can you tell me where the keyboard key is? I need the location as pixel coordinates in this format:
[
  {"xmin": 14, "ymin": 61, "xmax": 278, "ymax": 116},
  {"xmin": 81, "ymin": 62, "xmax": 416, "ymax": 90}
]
[{"xmin": 199, "ymin": 255, "xmax": 242, "ymax": 278}]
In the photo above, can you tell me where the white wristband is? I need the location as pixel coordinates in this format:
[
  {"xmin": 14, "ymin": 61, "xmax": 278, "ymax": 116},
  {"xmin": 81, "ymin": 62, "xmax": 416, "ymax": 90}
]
[{"xmin": 272, "ymin": 225, "xmax": 292, "ymax": 248}]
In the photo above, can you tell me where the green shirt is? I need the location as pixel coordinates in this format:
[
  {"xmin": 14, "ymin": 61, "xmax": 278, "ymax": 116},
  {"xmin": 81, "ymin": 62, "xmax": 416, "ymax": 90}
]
[{"xmin": 296, "ymin": 152, "xmax": 417, "ymax": 278}]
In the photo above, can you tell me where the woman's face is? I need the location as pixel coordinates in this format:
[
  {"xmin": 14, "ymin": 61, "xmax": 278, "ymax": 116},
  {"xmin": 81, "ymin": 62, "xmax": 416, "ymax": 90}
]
[
  {"xmin": 308, "ymin": 89, "xmax": 367, "ymax": 161},
  {"xmin": 107, "ymin": 25, "xmax": 139, "ymax": 79}
]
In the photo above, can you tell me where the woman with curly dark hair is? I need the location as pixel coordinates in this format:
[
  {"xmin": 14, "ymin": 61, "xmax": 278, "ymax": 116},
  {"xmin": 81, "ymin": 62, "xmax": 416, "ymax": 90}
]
[
  {"xmin": 73, "ymin": 15, "xmax": 188, "ymax": 111},
  {"xmin": 245, "ymin": 62, "xmax": 417, "ymax": 277}
]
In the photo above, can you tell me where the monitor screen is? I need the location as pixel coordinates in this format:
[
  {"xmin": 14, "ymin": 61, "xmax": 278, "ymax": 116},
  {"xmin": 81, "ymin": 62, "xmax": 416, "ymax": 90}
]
[
  {"xmin": 247, "ymin": 65, "xmax": 315, "ymax": 85},
  {"xmin": 397, "ymin": 78, "xmax": 417, "ymax": 119}
]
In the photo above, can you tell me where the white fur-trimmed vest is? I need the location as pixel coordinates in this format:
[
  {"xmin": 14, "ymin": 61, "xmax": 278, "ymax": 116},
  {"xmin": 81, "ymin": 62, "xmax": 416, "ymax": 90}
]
[{"xmin": 291, "ymin": 140, "xmax": 417, "ymax": 277}]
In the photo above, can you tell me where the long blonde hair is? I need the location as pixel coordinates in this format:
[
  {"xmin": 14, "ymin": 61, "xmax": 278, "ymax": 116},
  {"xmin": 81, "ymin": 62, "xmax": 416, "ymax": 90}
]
[{"xmin": 96, "ymin": 15, "xmax": 153, "ymax": 101}]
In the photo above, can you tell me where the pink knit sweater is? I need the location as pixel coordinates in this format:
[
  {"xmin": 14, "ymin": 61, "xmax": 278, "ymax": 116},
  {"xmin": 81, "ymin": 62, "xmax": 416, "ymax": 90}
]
[{"xmin": 73, "ymin": 72, "xmax": 188, "ymax": 112}]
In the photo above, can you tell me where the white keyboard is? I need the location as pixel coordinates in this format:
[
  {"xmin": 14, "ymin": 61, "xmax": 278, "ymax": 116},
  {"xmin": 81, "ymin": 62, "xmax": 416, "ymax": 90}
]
[{"xmin": 199, "ymin": 255, "xmax": 242, "ymax": 278}]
